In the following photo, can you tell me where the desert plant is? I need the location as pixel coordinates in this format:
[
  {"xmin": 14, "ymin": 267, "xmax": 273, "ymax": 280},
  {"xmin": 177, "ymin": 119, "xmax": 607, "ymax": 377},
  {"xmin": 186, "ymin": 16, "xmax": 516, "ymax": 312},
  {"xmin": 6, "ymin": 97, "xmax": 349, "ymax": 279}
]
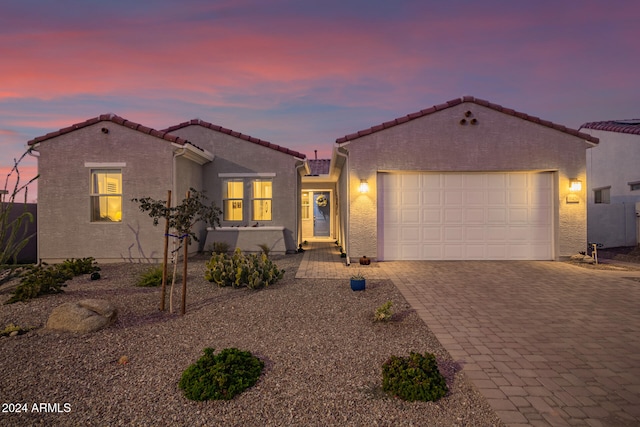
[
  {"xmin": 5, "ymin": 263, "xmax": 72, "ymax": 304},
  {"xmin": 1, "ymin": 147, "xmax": 39, "ymax": 284},
  {"xmin": 382, "ymin": 352, "xmax": 448, "ymax": 402},
  {"xmin": 0, "ymin": 323, "xmax": 34, "ymax": 337},
  {"xmin": 5, "ymin": 258, "xmax": 101, "ymax": 304},
  {"xmin": 179, "ymin": 347, "xmax": 264, "ymax": 401},
  {"xmin": 375, "ymin": 301, "xmax": 394, "ymax": 322},
  {"xmin": 257, "ymin": 243, "xmax": 270, "ymax": 257},
  {"xmin": 59, "ymin": 257, "xmax": 100, "ymax": 276},
  {"xmin": 204, "ymin": 248, "xmax": 284, "ymax": 289},
  {"xmin": 132, "ymin": 188, "xmax": 222, "ymax": 314},
  {"xmin": 136, "ymin": 265, "xmax": 164, "ymax": 287},
  {"xmin": 208, "ymin": 241, "xmax": 230, "ymax": 255}
]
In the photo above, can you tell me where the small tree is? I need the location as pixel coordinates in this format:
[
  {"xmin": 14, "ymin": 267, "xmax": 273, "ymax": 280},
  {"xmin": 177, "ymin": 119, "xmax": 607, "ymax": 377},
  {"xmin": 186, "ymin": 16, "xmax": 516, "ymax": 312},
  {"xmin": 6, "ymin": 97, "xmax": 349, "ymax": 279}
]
[
  {"xmin": 132, "ymin": 188, "xmax": 221, "ymax": 314},
  {"xmin": 1, "ymin": 147, "xmax": 39, "ymax": 285}
]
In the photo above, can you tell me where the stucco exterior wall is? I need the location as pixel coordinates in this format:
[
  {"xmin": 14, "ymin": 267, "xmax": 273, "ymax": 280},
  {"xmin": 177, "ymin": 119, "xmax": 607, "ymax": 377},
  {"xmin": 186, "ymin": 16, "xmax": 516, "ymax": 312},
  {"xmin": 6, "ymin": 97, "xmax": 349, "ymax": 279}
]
[
  {"xmin": 174, "ymin": 155, "xmax": 206, "ymax": 251},
  {"xmin": 582, "ymin": 129, "xmax": 640, "ymax": 247},
  {"xmin": 35, "ymin": 123, "xmax": 174, "ymax": 263},
  {"xmin": 341, "ymin": 102, "xmax": 591, "ymax": 260},
  {"xmin": 169, "ymin": 125, "xmax": 302, "ymax": 252}
]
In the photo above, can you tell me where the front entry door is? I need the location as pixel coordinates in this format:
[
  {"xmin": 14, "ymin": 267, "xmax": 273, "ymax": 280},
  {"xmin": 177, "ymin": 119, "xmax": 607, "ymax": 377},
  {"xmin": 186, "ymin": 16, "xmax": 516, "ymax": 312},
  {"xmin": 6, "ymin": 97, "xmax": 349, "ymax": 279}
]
[
  {"xmin": 302, "ymin": 190, "xmax": 332, "ymax": 239},
  {"xmin": 313, "ymin": 192, "xmax": 331, "ymax": 237}
]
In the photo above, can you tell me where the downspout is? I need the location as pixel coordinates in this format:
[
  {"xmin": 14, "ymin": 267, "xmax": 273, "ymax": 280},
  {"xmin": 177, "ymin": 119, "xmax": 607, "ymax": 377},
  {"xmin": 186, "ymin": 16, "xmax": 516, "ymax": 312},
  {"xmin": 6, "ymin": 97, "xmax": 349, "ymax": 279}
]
[
  {"xmin": 173, "ymin": 147, "xmax": 187, "ymax": 251},
  {"xmin": 335, "ymin": 147, "xmax": 350, "ymax": 266},
  {"xmin": 295, "ymin": 159, "xmax": 308, "ymax": 251}
]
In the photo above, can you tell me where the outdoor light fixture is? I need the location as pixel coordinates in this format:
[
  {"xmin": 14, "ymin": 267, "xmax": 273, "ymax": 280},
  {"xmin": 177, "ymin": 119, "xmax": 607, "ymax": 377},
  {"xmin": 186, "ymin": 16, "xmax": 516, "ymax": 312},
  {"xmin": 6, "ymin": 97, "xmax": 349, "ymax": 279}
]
[
  {"xmin": 569, "ymin": 179, "xmax": 582, "ymax": 192},
  {"xmin": 359, "ymin": 179, "xmax": 369, "ymax": 194}
]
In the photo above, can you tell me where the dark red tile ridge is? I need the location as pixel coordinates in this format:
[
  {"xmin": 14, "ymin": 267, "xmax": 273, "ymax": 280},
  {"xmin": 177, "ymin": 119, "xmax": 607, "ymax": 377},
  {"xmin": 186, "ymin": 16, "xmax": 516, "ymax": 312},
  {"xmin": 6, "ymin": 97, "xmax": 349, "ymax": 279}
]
[
  {"xmin": 336, "ymin": 96, "xmax": 600, "ymax": 145},
  {"xmin": 163, "ymin": 119, "xmax": 307, "ymax": 159},
  {"xmin": 580, "ymin": 120, "xmax": 640, "ymax": 136},
  {"xmin": 27, "ymin": 113, "xmax": 192, "ymax": 147}
]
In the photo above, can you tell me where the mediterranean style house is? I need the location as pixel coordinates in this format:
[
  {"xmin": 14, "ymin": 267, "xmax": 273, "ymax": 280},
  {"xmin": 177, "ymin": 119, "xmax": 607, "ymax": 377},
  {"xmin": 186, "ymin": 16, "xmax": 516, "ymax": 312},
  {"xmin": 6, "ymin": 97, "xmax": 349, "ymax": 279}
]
[
  {"xmin": 27, "ymin": 96, "xmax": 600, "ymax": 263},
  {"xmin": 332, "ymin": 96, "xmax": 599, "ymax": 262},
  {"xmin": 28, "ymin": 115, "xmax": 307, "ymax": 262},
  {"xmin": 579, "ymin": 120, "xmax": 640, "ymax": 248}
]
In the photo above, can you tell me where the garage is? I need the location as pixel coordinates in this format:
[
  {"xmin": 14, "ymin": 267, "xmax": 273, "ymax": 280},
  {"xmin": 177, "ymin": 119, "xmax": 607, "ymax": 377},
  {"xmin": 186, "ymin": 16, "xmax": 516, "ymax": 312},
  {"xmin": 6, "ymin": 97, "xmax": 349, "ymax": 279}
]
[{"xmin": 378, "ymin": 172, "xmax": 554, "ymax": 260}]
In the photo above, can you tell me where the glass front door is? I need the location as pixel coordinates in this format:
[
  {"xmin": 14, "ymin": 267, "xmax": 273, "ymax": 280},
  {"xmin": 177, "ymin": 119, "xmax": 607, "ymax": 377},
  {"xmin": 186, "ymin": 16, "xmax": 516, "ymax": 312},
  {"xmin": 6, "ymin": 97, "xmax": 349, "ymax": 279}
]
[
  {"xmin": 313, "ymin": 192, "xmax": 330, "ymax": 237},
  {"xmin": 302, "ymin": 190, "xmax": 332, "ymax": 239}
]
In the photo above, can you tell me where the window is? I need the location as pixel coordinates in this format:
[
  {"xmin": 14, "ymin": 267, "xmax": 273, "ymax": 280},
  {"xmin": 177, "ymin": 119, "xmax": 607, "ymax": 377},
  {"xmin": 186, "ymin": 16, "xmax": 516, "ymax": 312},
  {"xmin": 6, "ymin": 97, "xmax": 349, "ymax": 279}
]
[
  {"xmin": 629, "ymin": 181, "xmax": 640, "ymax": 191},
  {"xmin": 223, "ymin": 180, "xmax": 244, "ymax": 221},
  {"xmin": 252, "ymin": 179, "xmax": 272, "ymax": 221},
  {"xmin": 301, "ymin": 192, "xmax": 311, "ymax": 220},
  {"xmin": 594, "ymin": 187, "xmax": 610, "ymax": 204},
  {"xmin": 91, "ymin": 169, "xmax": 122, "ymax": 222}
]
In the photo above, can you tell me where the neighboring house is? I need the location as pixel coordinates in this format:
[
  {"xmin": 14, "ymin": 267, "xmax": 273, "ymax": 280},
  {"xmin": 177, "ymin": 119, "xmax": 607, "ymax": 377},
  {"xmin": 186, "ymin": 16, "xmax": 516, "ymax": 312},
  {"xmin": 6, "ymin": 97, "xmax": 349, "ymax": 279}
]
[
  {"xmin": 579, "ymin": 120, "xmax": 640, "ymax": 248},
  {"xmin": 332, "ymin": 96, "xmax": 599, "ymax": 261},
  {"xmin": 27, "ymin": 115, "xmax": 306, "ymax": 263}
]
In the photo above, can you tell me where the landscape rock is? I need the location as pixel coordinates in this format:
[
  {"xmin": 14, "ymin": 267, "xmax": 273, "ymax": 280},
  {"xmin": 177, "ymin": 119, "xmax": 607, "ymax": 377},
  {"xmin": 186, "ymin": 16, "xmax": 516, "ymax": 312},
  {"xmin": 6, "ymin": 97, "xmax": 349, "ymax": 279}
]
[{"xmin": 46, "ymin": 299, "xmax": 117, "ymax": 333}]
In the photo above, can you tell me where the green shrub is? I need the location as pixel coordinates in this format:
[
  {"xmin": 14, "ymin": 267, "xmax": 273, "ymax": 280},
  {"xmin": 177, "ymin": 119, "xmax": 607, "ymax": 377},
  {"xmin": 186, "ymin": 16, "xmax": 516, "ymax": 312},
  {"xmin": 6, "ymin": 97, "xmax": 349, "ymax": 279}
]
[
  {"xmin": 204, "ymin": 248, "xmax": 284, "ymax": 289},
  {"xmin": 256, "ymin": 243, "xmax": 270, "ymax": 257},
  {"xmin": 374, "ymin": 301, "xmax": 393, "ymax": 322},
  {"xmin": 208, "ymin": 241, "xmax": 230, "ymax": 255},
  {"xmin": 179, "ymin": 347, "xmax": 264, "ymax": 401},
  {"xmin": 136, "ymin": 265, "xmax": 164, "ymax": 287},
  {"xmin": 0, "ymin": 323, "xmax": 34, "ymax": 336},
  {"xmin": 59, "ymin": 257, "xmax": 100, "ymax": 276},
  {"xmin": 5, "ymin": 263, "xmax": 72, "ymax": 304},
  {"xmin": 5, "ymin": 258, "xmax": 101, "ymax": 304},
  {"xmin": 382, "ymin": 352, "xmax": 448, "ymax": 402}
]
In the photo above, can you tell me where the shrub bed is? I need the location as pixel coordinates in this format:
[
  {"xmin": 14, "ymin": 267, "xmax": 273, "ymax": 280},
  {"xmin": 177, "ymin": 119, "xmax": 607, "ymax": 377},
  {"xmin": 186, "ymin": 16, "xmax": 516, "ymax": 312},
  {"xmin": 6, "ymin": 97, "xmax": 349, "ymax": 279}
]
[
  {"xmin": 204, "ymin": 248, "xmax": 284, "ymax": 289},
  {"xmin": 382, "ymin": 352, "xmax": 448, "ymax": 402},
  {"xmin": 179, "ymin": 347, "xmax": 264, "ymax": 401}
]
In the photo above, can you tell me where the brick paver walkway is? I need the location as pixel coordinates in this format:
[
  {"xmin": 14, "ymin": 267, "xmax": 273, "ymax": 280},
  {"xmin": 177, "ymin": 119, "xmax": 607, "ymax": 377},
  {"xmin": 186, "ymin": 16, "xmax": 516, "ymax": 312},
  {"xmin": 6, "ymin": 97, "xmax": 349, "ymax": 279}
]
[{"xmin": 297, "ymin": 243, "xmax": 640, "ymax": 427}]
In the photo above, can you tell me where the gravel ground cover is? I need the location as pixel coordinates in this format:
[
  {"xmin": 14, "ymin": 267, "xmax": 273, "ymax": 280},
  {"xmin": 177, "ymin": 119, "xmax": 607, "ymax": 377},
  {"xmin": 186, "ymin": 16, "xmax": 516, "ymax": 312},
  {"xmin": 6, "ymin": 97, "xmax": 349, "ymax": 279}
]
[{"xmin": 0, "ymin": 253, "xmax": 503, "ymax": 426}]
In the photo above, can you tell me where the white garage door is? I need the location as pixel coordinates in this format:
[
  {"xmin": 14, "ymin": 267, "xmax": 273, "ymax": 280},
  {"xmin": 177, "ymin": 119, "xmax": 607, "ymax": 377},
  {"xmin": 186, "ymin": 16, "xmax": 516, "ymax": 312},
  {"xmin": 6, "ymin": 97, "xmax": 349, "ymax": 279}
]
[{"xmin": 379, "ymin": 172, "xmax": 553, "ymax": 260}]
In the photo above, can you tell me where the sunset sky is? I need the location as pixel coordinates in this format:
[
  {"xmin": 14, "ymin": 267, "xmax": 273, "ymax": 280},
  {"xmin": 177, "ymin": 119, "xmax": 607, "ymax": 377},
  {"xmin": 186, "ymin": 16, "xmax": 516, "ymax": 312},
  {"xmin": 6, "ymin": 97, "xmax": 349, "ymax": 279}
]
[{"xmin": 1, "ymin": 0, "xmax": 639, "ymax": 201}]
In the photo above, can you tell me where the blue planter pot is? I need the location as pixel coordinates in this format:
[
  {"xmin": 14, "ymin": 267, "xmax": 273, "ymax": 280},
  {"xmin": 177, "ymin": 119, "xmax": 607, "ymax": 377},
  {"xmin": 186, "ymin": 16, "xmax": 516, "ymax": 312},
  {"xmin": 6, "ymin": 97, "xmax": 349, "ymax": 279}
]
[{"xmin": 350, "ymin": 278, "xmax": 366, "ymax": 291}]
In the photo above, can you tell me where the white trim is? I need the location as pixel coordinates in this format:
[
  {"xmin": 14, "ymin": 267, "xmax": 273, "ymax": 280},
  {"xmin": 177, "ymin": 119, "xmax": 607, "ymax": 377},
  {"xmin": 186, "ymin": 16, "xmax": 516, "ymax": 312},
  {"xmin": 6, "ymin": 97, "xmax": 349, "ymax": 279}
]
[
  {"xmin": 171, "ymin": 143, "xmax": 214, "ymax": 164},
  {"xmin": 85, "ymin": 162, "xmax": 126, "ymax": 168},
  {"xmin": 218, "ymin": 172, "xmax": 276, "ymax": 178}
]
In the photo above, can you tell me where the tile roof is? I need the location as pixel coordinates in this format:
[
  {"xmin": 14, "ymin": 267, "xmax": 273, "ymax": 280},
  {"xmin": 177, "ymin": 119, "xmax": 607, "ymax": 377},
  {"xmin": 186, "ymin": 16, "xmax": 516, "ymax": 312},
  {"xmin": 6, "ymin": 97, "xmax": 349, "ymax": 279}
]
[
  {"xmin": 579, "ymin": 120, "xmax": 640, "ymax": 136},
  {"xmin": 307, "ymin": 159, "xmax": 331, "ymax": 175},
  {"xmin": 336, "ymin": 96, "xmax": 600, "ymax": 144},
  {"xmin": 27, "ymin": 113, "xmax": 192, "ymax": 146},
  {"xmin": 163, "ymin": 119, "xmax": 307, "ymax": 159}
]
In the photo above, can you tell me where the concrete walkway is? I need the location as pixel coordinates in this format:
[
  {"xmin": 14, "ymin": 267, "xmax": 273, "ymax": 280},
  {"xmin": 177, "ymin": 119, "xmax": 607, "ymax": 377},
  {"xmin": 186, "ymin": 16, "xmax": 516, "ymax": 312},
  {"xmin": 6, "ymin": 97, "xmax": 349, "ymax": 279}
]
[{"xmin": 296, "ymin": 243, "xmax": 640, "ymax": 427}]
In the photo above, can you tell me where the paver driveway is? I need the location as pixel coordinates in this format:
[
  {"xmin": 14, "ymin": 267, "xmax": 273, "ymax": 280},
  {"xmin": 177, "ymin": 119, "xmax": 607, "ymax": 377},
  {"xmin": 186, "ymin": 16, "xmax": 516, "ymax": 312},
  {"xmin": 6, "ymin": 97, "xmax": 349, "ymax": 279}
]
[{"xmin": 381, "ymin": 260, "xmax": 640, "ymax": 427}]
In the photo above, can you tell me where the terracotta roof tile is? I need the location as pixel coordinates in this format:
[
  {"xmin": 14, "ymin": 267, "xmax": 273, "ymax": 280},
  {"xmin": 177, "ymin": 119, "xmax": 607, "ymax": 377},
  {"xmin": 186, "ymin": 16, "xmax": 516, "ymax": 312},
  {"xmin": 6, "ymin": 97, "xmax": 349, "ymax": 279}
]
[
  {"xmin": 336, "ymin": 96, "xmax": 599, "ymax": 144},
  {"xmin": 579, "ymin": 120, "xmax": 640, "ymax": 136},
  {"xmin": 163, "ymin": 119, "xmax": 307, "ymax": 159},
  {"xmin": 27, "ymin": 113, "xmax": 192, "ymax": 147}
]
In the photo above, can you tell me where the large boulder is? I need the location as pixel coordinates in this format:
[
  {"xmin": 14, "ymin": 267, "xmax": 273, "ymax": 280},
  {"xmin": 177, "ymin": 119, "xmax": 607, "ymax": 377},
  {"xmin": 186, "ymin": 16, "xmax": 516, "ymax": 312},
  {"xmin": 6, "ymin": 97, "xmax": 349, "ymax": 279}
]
[{"xmin": 46, "ymin": 299, "xmax": 117, "ymax": 333}]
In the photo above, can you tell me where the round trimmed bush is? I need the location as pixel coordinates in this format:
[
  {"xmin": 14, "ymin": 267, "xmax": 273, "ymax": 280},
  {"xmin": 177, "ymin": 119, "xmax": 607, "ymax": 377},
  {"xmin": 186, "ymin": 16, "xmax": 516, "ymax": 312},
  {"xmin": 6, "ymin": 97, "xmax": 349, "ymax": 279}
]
[
  {"xmin": 179, "ymin": 347, "xmax": 264, "ymax": 401},
  {"xmin": 382, "ymin": 352, "xmax": 448, "ymax": 402}
]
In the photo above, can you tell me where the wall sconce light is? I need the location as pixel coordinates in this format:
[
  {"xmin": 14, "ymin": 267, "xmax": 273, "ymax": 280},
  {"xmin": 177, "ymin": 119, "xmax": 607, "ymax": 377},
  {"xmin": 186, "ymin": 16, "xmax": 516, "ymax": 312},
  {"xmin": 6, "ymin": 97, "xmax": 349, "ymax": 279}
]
[
  {"xmin": 101, "ymin": 127, "xmax": 109, "ymax": 134},
  {"xmin": 569, "ymin": 179, "xmax": 582, "ymax": 192},
  {"xmin": 358, "ymin": 179, "xmax": 369, "ymax": 194}
]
